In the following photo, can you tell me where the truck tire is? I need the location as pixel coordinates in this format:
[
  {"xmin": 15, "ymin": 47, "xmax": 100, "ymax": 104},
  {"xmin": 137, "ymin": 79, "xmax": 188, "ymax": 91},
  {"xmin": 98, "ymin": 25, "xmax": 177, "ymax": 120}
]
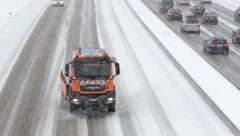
[
  {"xmin": 108, "ymin": 103, "xmax": 115, "ymax": 112},
  {"xmin": 70, "ymin": 104, "xmax": 76, "ymax": 113}
]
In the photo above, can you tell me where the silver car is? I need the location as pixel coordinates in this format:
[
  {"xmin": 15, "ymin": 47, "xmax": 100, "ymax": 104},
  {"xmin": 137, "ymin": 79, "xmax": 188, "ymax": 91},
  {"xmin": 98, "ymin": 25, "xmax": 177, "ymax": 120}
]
[
  {"xmin": 52, "ymin": 0, "xmax": 65, "ymax": 7},
  {"xmin": 180, "ymin": 17, "xmax": 200, "ymax": 34}
]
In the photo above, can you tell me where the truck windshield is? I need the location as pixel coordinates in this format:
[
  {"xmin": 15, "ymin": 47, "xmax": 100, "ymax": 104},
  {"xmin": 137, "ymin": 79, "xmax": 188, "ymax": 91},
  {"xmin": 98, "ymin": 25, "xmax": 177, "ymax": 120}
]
[{"xmin": 73, "ymin": 57, "xmax": 111, "ymax": 79}]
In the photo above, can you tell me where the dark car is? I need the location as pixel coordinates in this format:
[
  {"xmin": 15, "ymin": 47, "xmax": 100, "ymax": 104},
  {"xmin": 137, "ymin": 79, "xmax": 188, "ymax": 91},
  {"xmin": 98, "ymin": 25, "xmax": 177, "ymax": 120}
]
[
  {"xmin": 232, "ymin": 29, "xmax": 240, "ymax": 44},
  {"xmin": 203, "ymin": 36, "xmax": 229, "ymax": 55},
  {"xmin": 159, "ymin": 0, "xmax": 174, "ymax": 13},
  {"xmin": 234, "ymin": 7, "xmax": 240, "ymax": 22},
  {"xmin": 190, "ymin": 5, "xmax": 205, "ymax": 17},
  {"xmin": 201, "ymin": 11, "xmax": 218, "ymax": 25},
  {"xmin": 166, "ymin": 8, "xmax": 183, "ymax": 21},
  {"xmin": 199, "ymin": 0, "xmax": 212, "ymax": 4}
]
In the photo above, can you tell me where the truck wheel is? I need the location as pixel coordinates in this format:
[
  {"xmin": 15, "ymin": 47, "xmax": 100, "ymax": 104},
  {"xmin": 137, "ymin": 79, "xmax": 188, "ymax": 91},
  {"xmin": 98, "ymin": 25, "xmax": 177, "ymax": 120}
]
[
  {"xmin": 108, "ymin": 103, "xmax": 115, "ymax": 112},
  {"xmin": 70, "ymin": 104, "xmax": 76, "ymax": 113}
]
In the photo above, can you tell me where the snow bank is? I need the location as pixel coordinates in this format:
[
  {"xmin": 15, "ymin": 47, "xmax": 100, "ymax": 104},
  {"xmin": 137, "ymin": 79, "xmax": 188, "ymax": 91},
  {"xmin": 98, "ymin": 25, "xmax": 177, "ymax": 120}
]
[
  {"xmin": 0, "ymin": 0, "xmax": 32, "ymax": 29},
  {"xmin": 0, "ymin": 0, "xmax": 50, "ymax": 93},
  {"xmin": 127, "ymin": 0, "xmax": 240, "ymax": 134}
]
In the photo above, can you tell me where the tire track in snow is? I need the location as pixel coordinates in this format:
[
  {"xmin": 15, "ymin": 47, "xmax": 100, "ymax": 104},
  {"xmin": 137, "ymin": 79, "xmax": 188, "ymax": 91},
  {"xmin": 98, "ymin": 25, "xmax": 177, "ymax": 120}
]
[
  {"xmin": 34, "ymin": 0, "xmax": 74, "ymax": 135},
  {"xmin": 79, "ymin": 0, "xmax": 99, "ymax": 47},
  {"xmin": 54, "ymin": 0, "xmax": 89, "ymax": 135}
]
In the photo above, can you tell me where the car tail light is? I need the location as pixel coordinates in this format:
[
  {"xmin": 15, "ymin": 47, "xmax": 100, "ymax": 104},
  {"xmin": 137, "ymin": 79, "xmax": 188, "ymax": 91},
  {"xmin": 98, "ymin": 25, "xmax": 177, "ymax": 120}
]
[
  {"xmin": 210, "ymin": 44, "xmax": 216, "ymax": 48},
  {"xmin": 224, "ymin": 43, "xmax": 229, "ymax": 48},
  {"xmin": 204, "ymin": 17, "xmax": 208, "ymax": 20},
  {"xmin": 179, "ymin": 12, "xmax": 182, "ymax": 15}
]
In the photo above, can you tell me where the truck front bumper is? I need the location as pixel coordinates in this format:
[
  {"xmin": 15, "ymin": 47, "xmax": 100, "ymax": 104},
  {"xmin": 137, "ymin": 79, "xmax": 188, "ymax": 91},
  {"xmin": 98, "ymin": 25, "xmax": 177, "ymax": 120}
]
[{"xmin": 69, "ymin": 92, "xmax": 115, "ymax": 112}]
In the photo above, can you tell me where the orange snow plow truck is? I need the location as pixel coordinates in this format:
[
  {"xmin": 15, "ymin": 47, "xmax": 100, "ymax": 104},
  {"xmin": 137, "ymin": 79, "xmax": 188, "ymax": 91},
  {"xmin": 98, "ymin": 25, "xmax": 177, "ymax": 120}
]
[{"xmin": 60, "ymin": 47, "xmax": 120, "ymax": 112}]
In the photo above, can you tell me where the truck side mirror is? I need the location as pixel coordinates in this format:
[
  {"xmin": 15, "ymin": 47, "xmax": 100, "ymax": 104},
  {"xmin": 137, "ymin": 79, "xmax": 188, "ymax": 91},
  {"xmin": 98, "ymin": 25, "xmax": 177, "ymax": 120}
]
[
  {"xmin": 115, "ymin": 62, "xmax": 120, "ymax": 75},
  {"xmin": 65, "ymin": 63, "xmax": 69, "ymax": 77}
]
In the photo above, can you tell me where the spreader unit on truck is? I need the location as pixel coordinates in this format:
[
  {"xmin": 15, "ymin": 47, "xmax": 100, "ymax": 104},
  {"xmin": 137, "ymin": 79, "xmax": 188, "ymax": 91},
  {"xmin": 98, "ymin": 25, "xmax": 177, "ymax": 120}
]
[{"xmin": 60, "ymin": 47, "xmax": 120, "ymax": 113}]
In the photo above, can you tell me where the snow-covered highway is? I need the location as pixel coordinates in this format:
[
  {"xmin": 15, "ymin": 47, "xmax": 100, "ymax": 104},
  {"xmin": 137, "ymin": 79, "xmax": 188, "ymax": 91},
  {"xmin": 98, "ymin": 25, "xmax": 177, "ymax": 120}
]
[{"xmin": 0, "ymin": 0, "xmax": 240, "ymax": 136}]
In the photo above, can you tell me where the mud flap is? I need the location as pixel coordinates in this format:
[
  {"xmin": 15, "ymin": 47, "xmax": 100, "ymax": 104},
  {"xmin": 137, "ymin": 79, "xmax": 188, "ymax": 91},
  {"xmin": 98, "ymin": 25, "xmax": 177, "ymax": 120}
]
[{"xmin": 63, "ymin": 84, "xmax": 68, "ymax": 100}]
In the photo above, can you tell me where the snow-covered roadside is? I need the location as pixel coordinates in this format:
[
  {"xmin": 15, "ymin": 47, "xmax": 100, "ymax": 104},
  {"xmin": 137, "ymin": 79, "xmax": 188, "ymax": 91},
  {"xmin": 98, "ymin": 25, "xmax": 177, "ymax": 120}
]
[
  {"xmin": 212, "ymin": 0, "xmax": 240, "ymax": 11},
  {"xmin": 127, "ymin": 0, "xmax": 240, "ymax": 134},
  {"xmin": 0, "ymin": 0, "xmax": 50, "ymax": 93},
  {"xmin": 0, "ymin": 0, "xmax": 32, "ymax": 29}
]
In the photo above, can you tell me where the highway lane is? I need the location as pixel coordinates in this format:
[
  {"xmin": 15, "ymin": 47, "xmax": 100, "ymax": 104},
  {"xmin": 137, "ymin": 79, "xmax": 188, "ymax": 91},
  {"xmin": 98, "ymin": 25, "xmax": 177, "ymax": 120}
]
[{"xmin": 56, "ymin": 0, "xmax": 111, "ymax": 136}]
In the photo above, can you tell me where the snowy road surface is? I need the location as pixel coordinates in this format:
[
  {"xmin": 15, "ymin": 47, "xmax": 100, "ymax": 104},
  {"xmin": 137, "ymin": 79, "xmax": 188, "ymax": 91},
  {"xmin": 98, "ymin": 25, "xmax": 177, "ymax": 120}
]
[{"xmin": 0, "ymin": 0, "xmax": 240, "ymax": 135}]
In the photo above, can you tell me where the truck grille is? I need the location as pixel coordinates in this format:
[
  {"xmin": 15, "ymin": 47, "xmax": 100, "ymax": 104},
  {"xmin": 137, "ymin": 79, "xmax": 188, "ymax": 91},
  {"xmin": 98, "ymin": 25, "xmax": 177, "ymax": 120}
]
[
  {"xmin": 79, "ymin": 80, "xmax": 106, "ymax": 91},
  {"xmin": 80, "ymin": 84, "xmax": 105, "ymax": 91}
]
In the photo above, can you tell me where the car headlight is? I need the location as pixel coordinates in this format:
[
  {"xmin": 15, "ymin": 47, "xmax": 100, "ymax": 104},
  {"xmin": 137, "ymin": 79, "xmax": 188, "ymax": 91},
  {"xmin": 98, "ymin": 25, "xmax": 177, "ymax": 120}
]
[
  {"xmin": 72, "ymin": 98, "xmax": 80, "ymax": 104},
  {"xmin": 60, "ymin": 1, "xmax": 64, "ymax": 4},
  {"xmin": 107, "ymin": 97, "xmax": 114, "ymax": 103},
  {"xmin": 53, "ymin": 1, "xmax": 56, "ymax": 4}
]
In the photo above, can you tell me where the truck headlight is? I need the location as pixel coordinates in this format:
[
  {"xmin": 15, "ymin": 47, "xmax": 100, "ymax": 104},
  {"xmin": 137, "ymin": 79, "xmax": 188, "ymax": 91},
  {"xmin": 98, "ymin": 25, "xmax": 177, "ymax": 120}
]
[
  {"xmin": 107, "ymin": 97, "xmax": 114, "ymax": 103},
  {"xmin": 72, "ymin": 98, "xmax": 80, "ymax": 104}
]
